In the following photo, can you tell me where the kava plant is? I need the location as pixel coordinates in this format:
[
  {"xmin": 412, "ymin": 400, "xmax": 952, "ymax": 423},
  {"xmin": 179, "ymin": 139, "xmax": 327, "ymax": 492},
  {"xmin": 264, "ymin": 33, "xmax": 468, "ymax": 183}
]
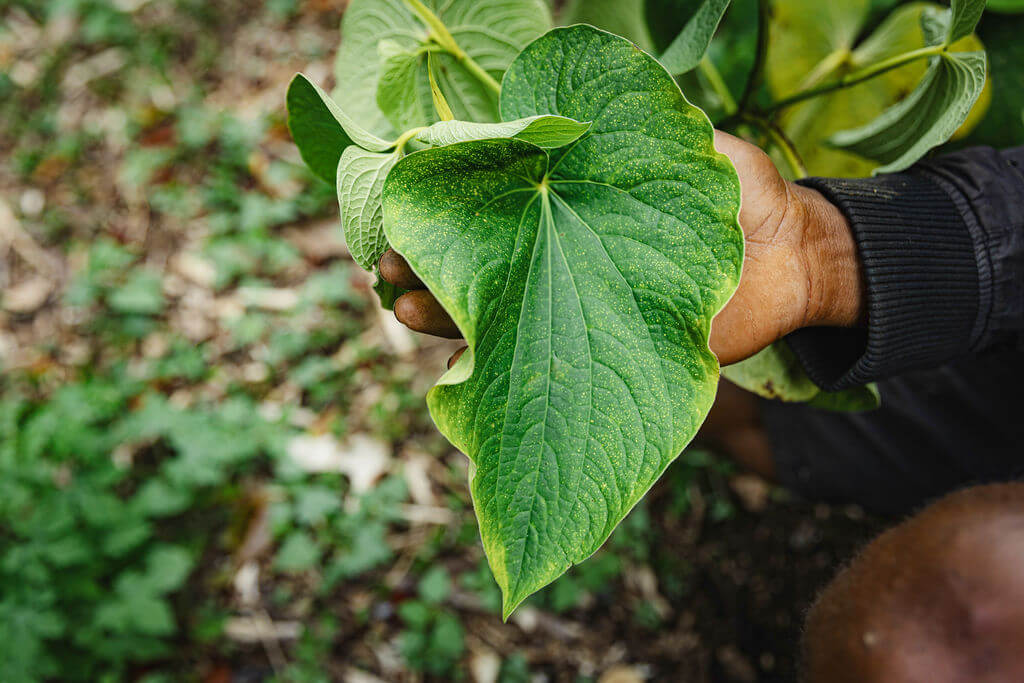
[{"xmin": 287, "ymin": 0, "xmax": 993, "ymax": 616}]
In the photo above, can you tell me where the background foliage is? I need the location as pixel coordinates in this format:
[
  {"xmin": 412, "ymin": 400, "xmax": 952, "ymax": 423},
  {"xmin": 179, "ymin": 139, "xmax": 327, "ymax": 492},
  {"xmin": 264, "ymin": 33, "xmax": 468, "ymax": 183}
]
[{"xmin": 0, "ymin": 0, "xmax": 1019, "ymax": 681}]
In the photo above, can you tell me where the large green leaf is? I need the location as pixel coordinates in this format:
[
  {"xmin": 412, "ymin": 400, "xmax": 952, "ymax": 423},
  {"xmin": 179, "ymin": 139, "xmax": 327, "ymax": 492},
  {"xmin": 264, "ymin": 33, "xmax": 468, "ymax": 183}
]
[
  {"xmin": 286, "ymin": 73, "xmax": 395, "ymax": 184},
  {"xmin": 767, "ymin": 1, "xmax": 987, "ymax": 177},
  {"xmin": 334, "ymin": 0, "xmax": 552, "ymax": 136},
  {"xmin": 830, "ymin": 50, "xmax": 987, "ymax": 173},
  {"xmin": 658, "ymin": 0, "xmax": 732, "ymax": 75},
  {"xmin": 383, "ymin": 25, "xmax": 743, "ymax": 618},
  {"xmin": 337, "ymin": 147, "xmax": 400, "ymax": 271},
  {"xmin": 414, "ymin": 116, "xmax": 592, "ymax": 149}
]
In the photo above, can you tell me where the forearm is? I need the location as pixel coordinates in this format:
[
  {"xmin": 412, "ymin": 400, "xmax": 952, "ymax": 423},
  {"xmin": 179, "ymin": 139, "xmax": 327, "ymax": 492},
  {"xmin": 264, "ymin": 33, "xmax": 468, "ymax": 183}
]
[{"xmin": 786, "ymin": 146, "xmax": 1024, "ymax": 391}]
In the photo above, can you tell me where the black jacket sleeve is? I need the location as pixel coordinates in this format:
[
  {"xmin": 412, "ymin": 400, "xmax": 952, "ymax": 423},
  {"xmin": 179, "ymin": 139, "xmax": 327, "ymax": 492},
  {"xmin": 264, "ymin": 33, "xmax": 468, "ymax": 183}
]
[{"xmin": 783, "ymin": 146, "xmax": 1024, "ymax": 392}]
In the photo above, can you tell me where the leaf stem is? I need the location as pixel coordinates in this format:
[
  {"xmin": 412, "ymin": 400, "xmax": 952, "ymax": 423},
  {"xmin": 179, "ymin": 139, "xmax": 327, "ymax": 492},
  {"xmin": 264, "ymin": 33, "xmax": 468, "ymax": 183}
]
[
  {"xmin": 699, "ymin": 56, "xmax": 737, "ymax": 115},
  {"xmin": 738, "ymin": 0, "xmax": 770, "ymax": 112},
  {"xmin": 453, "ymin": 49, "xmax": 502, "ymax": 95},
  {"xmin": 394, "ymin": 126, "xmax": 427, "ymax": 154},
  {"xmin": 765, "ymin": 44, "xmax": 947, "ymax": 115},
  {"xmin": 403, "ymin": 0, "xmax": 501, "ymax": 96}
]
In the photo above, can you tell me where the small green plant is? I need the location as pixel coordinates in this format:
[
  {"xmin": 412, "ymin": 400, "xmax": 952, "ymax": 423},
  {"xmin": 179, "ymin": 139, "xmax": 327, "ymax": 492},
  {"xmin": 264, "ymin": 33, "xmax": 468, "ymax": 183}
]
[{"xmin": 288, "ymin": 0, "xmax": 991, "ymax": 615}]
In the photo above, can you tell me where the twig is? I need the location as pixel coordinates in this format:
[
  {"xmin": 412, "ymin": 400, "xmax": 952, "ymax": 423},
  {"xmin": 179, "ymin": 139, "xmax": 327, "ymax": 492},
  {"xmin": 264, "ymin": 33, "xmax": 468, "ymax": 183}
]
[
  {"xmin": 764, "ymin": 44, "xmax": 946, "ymax": 115},
  {"xmin": 738, "ymin": 0, "xmax": 771, "ymax": 112}
]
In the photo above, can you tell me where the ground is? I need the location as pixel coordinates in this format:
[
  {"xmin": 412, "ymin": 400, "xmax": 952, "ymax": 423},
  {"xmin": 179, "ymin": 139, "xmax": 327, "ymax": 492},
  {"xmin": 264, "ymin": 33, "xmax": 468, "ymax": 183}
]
[{"xmin": 0, "ymin": 1, "xmax": 882, "ymax": 681}]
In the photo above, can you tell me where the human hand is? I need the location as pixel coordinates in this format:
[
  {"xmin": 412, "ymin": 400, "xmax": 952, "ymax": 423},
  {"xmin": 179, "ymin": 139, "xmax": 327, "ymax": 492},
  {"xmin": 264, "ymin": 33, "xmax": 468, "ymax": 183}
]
[
  {"xmin": 708, "ymin": 131, "xmax": 865, "ymax": 365},
  {"xmin": 379, "ymin": 131, "xmax": 865, "ymax": 367}
]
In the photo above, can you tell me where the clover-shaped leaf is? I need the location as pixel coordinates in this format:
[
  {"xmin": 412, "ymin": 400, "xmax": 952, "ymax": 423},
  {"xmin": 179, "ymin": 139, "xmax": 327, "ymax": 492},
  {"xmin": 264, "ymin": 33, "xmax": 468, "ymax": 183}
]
[{"xmin": 383, "ymin": 25, "xmax": 743, "ymax": 616}]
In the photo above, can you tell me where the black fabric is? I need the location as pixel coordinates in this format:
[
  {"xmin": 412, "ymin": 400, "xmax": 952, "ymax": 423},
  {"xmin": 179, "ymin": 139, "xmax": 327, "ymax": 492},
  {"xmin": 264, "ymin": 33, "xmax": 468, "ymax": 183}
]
[
  {"xmin": 786, "ymin": 146, "xmax": 1024, "ymax": 391},
  {"xmin": 763, "ymin": 350, "xmax": 1024, "ymax": 516},
  {"xmin": 761, "ymin": 146, "xmax": 1024, "ymax": 515}
]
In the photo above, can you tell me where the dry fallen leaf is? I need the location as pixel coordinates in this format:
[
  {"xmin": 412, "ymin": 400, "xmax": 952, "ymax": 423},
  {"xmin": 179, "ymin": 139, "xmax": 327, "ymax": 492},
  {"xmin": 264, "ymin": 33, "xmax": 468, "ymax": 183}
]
[
  {"xmin": 286, "ymin": 433, "xmax": 392, "ymax": 493},
  {"xmin": 2, "ymin": 276, "xmax": 53, "ymax": 314}
]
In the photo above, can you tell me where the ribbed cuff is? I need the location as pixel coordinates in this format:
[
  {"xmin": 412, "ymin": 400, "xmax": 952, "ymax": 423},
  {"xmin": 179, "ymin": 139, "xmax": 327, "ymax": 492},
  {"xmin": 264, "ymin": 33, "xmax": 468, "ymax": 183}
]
[{"xmin": 786, "ymin": 172, "xmax": 981, "ymax": 391}]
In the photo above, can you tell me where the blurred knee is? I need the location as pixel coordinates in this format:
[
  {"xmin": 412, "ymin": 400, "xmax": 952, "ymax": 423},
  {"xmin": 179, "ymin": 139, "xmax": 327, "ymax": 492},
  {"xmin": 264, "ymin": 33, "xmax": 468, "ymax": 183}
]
[{"xmin": 801, "ymin": 483, "xmax": 1024, "ymax": 683}]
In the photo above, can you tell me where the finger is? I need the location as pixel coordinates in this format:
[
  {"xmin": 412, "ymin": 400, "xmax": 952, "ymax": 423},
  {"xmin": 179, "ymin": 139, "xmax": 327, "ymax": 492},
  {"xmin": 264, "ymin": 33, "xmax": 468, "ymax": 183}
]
[
  {"xmin": 394, "ymin": 290, "xmax": 462, "ymax": 338},
  {"xmin": 447, "ymin": 346, "xmax": 468, "ymax": 369},
  {"xmin": 379, "ymin": 249, "xmax": 424, "ymax": 290}
]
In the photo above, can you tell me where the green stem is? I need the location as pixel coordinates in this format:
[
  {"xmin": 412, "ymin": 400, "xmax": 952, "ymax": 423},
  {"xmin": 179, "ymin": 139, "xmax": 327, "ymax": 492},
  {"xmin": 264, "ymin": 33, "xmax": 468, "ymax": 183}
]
[
  {"xmin": 741, "ymin": 114, "xmax": 808, "ymax": 179},
  {"xmin": 453, "ymin": 48, "xmax": 502, "ymax": 95},
  {"xmin": 395, "ymin": 126, "xmax": 427, "ymax": 154},
  {"xmin": 765, "ymin": 44, "xmax": 946, "ymax": 115},
  {"xmin": 404, "ymin": 0, "xmax": 458, "ymax": 50},
  {"xmin": 403, "ymin": 0, "xmax": 501, "ymax": 96},
  {"xmin": 699, "ymin": 56, "xmax": 737, "ymax": 115},
  {"xmin": 738, "ymin": 0, "xmax": 770, "ymax": 111}
]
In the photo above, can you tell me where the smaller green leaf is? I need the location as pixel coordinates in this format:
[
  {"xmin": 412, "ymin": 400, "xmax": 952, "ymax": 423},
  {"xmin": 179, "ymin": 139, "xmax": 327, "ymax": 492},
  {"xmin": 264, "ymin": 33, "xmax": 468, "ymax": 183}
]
[
  {"xmin": 287, "ymin": 73, "xmax": 394, "ymax": 183},
  {"xmin": 109, "ymin": 270, "xmax": 164, "ymax": 316},
  {"xmin": 337, "ymin": 147, "xmax": 400, "ymax": 271},
  {"xmin": 723, "ymin": 343, "xmax": 882, "ymax": 411},
  {"xmin": 658, "ymin": 0, "xmax": 732, "ymax": 75},
  {"xmin": 418, "ymin": 566, "xmax": 452, "ymax": 605},
  {"xmin": 414, "ymin": 116, "xmax": 592, "ymax": 149},
  {"xmin": 275, "ymin": 531, "xmax": 321, "ymax": 572},
  {"xmin": 830, "ymin": 51, "xmax": 987, "ymax": 174},
  {"xmin": 947, "ymin": 0, "xmax": 987, "ymax": 42},
  {"xmin": 722, "ymin": 343, "xmax": 820, "ymax": 402},
  {"xmin": 376, "ymin": 42, "xmax": 433, "ymax": 134},
  {"xmin": 144, "ymin": 545, "xmax": 194, "ymax": 594}
]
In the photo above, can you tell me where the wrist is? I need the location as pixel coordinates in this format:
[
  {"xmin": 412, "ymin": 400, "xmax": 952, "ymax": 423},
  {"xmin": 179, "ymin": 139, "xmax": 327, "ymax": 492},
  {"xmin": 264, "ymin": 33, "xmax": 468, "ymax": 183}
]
[{"xmin": 793, "ymin": 184, "xmax": 866, "ymax": 329}]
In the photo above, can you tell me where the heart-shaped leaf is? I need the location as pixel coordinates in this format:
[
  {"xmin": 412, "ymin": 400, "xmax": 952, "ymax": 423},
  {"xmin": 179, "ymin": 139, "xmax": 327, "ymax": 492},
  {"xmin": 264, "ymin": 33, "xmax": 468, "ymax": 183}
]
[
  {"xmin": 414, "ymin": 116, "xmax": 592, "ymax": 149},
  {"xmin": 286, "ymin": 73, "xmax": 394, "ymax": 183},
  {"xmin": 383, "ymin": 25, "xmax": 743, "ymax": 617},
  {"xmin": 334, "ymin": 0, "xmax": 552, "ymax": 136}
]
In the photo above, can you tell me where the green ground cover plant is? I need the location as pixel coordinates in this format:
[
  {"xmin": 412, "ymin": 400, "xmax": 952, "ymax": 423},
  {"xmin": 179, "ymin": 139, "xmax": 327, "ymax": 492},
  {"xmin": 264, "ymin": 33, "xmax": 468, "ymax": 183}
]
[{"xmin": 288, "ymin": 0, "xmax": 993, "ymax": 615}]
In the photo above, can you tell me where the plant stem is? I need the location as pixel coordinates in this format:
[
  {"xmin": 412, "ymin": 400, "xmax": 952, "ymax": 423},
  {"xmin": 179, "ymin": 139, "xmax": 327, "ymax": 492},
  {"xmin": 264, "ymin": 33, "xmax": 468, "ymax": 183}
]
[
  {"xmin": 404, "ymin": 0, "xmax": 458, "ymax": 51},
  {"xmin": 739, "ymin": 0, "xmax": 770, "ymax": 112},
  {"xmin": 453, "ymin": 49, "xmax": 502, "ymax": 95},
  {"xmin": 765, "ymin": 44, "xmax": 946, "ymax": 115},
  {"xmin": 699, "ymin": 56, "xmax": 737, "ymax": 115},
  {"xmin": 395, "ymin": 126, "xmax": 427, "ymax": 154},
  {"xmin": 403, "ymin": 0, "xmax": 501, "ymax": 96},
  {"xmin": 741, "ymin": 114, "xmax": 808, "ymax": 179}
]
